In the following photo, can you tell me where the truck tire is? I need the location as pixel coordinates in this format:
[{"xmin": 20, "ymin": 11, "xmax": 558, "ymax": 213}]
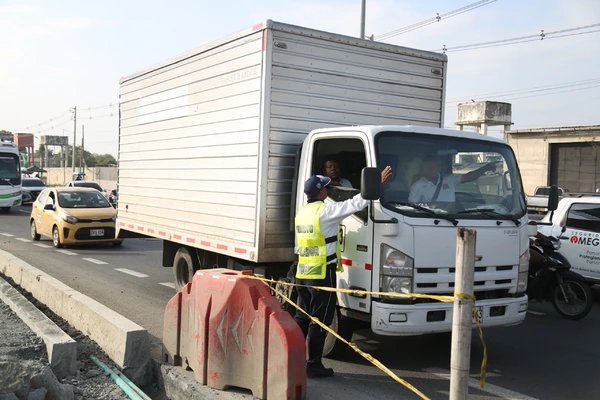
[
  {"xmin": 173, "ymin": 247, "xmax": 199, "ymax": 292},
  {"xmin": 323, "ymin": 308, "xmax": 354, "ymax": 359}
]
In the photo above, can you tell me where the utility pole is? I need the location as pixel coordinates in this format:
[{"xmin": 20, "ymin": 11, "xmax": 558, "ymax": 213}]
[
  {"xmin": 71, "ymin": 106, "xmax": 77, "ymax": 173},
  {"xmin": 80, "ymin": 125, "xmax": 85, "ymax": 172},
  {"xmin": 360, "ymin": 0, "xmax": 366, "ymax": 39}
]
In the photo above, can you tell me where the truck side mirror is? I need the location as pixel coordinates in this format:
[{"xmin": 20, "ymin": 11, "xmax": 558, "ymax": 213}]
[
  {"xmin": 547, "ymin": 185, "xmax": 559, "ymax": 211},
  {"xmin": 361, "ymin": 167, "xmax": 381, "ymax": 201},
  {"xmin": 527, "ymin": 221, "xmax": 538, "ymax": 237}
]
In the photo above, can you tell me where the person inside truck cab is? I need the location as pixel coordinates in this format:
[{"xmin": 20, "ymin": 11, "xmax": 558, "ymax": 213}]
[
  {"xmin": 408, "ymin": 155, "xmax": 496, "ymax": 203},
  {"xmin": 294, "ymin": 166, "xmax": 392, "ymax": 379},
  {"xmin": 322, "ymin": 155, "xmax": 353, "ymax": 188}
]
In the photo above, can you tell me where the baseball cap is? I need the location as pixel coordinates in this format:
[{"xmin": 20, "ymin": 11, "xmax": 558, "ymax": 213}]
[{"xmin": 304, "ymin": 175, "xmax": 331, "ymax": 195}]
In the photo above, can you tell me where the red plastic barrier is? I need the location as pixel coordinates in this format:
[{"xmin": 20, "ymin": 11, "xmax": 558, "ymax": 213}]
[{"xmin": 163, "ymin": 268, "xmax": 307, "ymax": 400}]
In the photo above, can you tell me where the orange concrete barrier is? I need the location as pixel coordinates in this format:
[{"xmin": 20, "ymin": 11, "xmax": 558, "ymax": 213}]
[{"xmin": 163, "ymin": 269, "xmax": 306, "ymax": 400}]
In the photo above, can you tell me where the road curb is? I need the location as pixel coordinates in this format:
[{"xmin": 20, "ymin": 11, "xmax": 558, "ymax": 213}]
[
  {"xmin": 0, "ymin": 275, "xmax": 77, "ymax": 379},
  {"xmin": 0, "ymin": 249, "xmax": 151, "ymax": 386}
]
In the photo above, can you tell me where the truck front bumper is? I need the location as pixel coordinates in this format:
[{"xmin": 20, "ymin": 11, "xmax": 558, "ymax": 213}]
[{"xmin": 371, "ymin": 295, "xmax": 528, "ymax": 336}]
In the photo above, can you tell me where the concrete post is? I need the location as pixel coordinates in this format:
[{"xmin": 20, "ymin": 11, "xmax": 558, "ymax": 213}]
[
  {"xmin": 450, "ymin": 228, "xmax": 476, "ymax": 400},
  {"xmin": 480, "ymin": 123, "xmax": 488, "ymax": 135}
]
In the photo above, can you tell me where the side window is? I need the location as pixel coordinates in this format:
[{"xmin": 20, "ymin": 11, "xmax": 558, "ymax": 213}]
[
  {"xmin": 46, "ymin": 191, "xmax": 56, "ymax": 208},
  {"xmin": 312, "ymin": 138, "xmax": 367, "ymax": 221},
  {"xmin": 566, "ymin": 203, "xmax": 600, "ymax": 233},
  {"xmin": 37, "ymin": 190, "xmax": 49, "ymax": 205}
]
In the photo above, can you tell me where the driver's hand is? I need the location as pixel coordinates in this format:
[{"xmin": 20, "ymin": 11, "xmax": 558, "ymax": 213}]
[{"xmin": 381, "ymin": 166, "xmax": 392, "ymax": 185}]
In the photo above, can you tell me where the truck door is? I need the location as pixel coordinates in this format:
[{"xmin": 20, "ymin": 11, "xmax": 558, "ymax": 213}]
[
  {"xmin": 556, "ymin": 202, "xmax": 600, "ymax": 281},
  {"xmin": 304, "ymin": 135, "xmax": 374, "ymax": 314}
]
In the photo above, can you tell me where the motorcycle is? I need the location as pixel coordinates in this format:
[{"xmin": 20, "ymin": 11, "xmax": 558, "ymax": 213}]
[{"xmin": 527, "ymin": 235, "xmax": 593, "ymax": 320}]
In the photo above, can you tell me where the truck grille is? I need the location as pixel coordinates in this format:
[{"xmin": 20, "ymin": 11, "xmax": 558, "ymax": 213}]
[{"xmin": 414, "ymin": 265, "xmax": 517, "ymax": 294}]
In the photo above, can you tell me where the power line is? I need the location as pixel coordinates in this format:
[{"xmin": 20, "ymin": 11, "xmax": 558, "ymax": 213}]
[
  {"xmin": 445, "ymin": 83, "xmax": 600, "ymax": 110},
  {"xmin": 436, "ymin": 23, "xmax": 600, "ymax": 53},
  {"xmin": 447, "ymin": 77, "xmax": 600, "ymax": 104},
  {"xmin": 376, "ymin": 0, "xmax": 497, "ymax": 41}
]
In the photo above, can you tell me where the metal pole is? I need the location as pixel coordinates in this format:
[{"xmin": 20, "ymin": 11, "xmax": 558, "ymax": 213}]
[
  {"xmin": 72, "ymin": 106, "xmax": 77, "ymax": 173},
  {"xmin": 80, "ymin": 125, "xmax": 84, "ymax": 172},
  {"xmin": 450, "ymin": 228, "xmax": 477, "ymax": 400},
  {"xmin": 360, "ymin": 0, "xmax": 366, "ymax": 39}
]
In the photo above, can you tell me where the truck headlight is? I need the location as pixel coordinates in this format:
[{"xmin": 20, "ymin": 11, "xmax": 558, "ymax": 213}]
[
  {"xmin": 517, "ymin": 250, "xmax": 529, "ymax": 292},
  {"xmin": 382, "ymin": 276, "xmax": 412, "ymax": 294},
  {"xmin": 381, "ymin": 245, "xmax": 414, "ymax": 296},
  {"xmin": 59, "ymin": 211, "xmax": 78, "ymax": 225}
]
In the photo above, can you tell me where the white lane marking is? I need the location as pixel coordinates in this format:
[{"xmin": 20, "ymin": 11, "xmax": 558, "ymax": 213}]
[
  {"xmin": 82, "ymin": 258, "xmax": 108, "ymax": 265},
  {"xmin": 425, "ymin": 368, "xmax": 540, "ymax": 400},
  {"xmin": 19, "ymin": 210, "xmax": 30, "ymax": 213},
  {"xmin": 527, "ymin": 310, "xmax": 546, "ymax": 316},
  {"xmin": 33, "ymin": 244, "xmax": 52, "ymax": 249},
  {"xmin": 56, "ymin": 249, "xmax": 78, "ymax": 256},
  {"xmin": 1, "ymin": 233, "xmax": 15, "ymax": 237},
  {"xmin": 115, "ymin": 268, "xmax": 148, "ymax": 278},
  {"xmin": 159, "ymin": 282, "xmax": 176, "ymax": 289},
  {"xmin": 17, "ymin": 238, "xmax": 31, "ymax": 242}
]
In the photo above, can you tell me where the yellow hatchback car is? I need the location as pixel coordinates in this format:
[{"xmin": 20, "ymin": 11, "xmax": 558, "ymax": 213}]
[{"xmin": 30, "ymin": 187, "xmax": 123, "ymax": 248}]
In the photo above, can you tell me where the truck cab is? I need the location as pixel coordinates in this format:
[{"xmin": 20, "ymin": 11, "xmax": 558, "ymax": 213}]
[{"xmin": 295, "ymin": 125, "xmax": 530, "ymax": 337}]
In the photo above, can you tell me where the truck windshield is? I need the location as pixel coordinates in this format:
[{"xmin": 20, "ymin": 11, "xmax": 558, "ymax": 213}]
[
  {"xmin": 375, "ymin": 131, "xmax": 526, "ymax": 221},
  {"xmin": 0, "ymin": 154, "xmax": 21, "ymax": 185}
]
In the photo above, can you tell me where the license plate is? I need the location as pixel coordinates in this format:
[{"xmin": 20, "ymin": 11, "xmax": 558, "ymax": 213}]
[
  {"xmin": 90, "ymin": 229, "xmax": 104, "ymax": 237},
  {"xmin": 536, "ymin": 207, "xmax": 546, "ymax": 212},
  {"xmin": 472, "ymin": 306, "xmax": 484, "ymax": 324}
]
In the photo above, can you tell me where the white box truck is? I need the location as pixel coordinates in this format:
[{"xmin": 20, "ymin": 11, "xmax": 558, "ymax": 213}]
[{"xmin": 117, "ymin": 20, "xmax": 529, "ymax": 355}]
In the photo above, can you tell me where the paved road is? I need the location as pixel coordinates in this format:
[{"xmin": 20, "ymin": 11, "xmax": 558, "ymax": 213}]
[{"xmin": 2, "ymin": 205, "xmax": 600, "ymax": 399}]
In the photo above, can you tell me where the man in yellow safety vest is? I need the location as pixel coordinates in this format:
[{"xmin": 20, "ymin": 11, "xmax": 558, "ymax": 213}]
[{"xmin": 295, "ymin": 166, "xmax": 392, "ymax": 378}]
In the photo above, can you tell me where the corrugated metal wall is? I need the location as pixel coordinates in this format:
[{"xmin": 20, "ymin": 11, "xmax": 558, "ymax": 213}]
[
  {"xmin": 118, "ymin": 32, "xmax": 264, "ymax": 247},
  {"xmin": 263, "ymin": 28, "xmax": 446, "ymax": 249}
]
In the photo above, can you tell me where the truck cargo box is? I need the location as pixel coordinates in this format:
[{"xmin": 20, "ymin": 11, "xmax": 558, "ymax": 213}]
[{"xmin": 117, "ymin": 20, "xmax": 447, "ymax": 263}]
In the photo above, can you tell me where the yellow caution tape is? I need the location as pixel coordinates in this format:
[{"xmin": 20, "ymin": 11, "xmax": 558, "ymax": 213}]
[
  {"xmin": 242, "ymin": 274, "xmax": 455, "ymax": 303},
  {"xmin": 269, "ymin": 282, "xmax": 432, "ymax": 400},
  {"xmin": 240, "ymin": 274, "xmax": 488, "ymax": 396},
  {"xmin": 455, "ymin": 292, "xmax": 487, "ymax": 389}
]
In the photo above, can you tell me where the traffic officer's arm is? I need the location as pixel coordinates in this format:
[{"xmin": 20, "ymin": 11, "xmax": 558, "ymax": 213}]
[{"xmin": 321, "ymin": 166, "xmax": 392, "ymax": 225}]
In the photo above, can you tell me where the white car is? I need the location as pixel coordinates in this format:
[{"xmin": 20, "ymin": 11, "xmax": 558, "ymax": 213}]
[
  {"xmin": 21, "ymin": 178, "xmax": 47, "ymax": 204},
  {"xmin": 64, "ymin": 180, "xmax": 108, "ymax": 198},
  {"xmin": 537, "ymin": 196, "xmax": 600, "ymax": 283}
]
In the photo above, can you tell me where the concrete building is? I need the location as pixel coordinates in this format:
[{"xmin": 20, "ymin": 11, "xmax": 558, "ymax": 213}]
[{"xmin": 506, "ymin": 125, "xmax": 600, "ymax": 195}]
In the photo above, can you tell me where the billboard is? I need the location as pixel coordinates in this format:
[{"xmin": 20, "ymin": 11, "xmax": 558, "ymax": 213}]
[{"xmin": 41, "ymin": 135, "xmax": 68, "ymax": 146}]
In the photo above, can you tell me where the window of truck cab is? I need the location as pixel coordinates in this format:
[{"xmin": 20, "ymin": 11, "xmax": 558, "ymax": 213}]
[
  {"xmin": 375, "ymin": 131, "xmax": 526, "ymax": 220},
  {"xmin": 311, "ymin": 137, "xmax": 368, "ymax": 222}
]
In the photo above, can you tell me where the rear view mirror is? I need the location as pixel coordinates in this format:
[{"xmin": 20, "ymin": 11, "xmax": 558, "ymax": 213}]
[
  {"xmin": 44, "ymin": 203, "xmax": 54, "ymax": 211},
  {"xmin": 548, "ymin": 185, "xmax": 559, "ymax": 211},
  {"xmin": 361, "ymin": 167, "xmax": 381, "ymax": 201}
]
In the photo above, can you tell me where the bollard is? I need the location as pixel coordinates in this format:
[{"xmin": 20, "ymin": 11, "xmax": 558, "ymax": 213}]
[{"xmin": 450, "ymin": 228, "xmax": 477, "ymax": 400}]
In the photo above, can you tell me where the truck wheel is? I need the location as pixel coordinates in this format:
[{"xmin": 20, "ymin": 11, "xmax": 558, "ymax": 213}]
[
  {"xmin": 323, "ymin": 309, "xmax": 354, "ymax": 359},
  {"xmin": 173, "ymin": 247, "xmax": 199, "ymax": 292},
  {"xmin": 274, "ymin": 277, "xmax": 297, "ymax": 317}
]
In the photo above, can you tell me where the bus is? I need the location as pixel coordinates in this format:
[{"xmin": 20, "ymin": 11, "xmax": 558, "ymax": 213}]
[{"xmin": 0, "ymin": 139, "xmax": 22, "ymax": 212}]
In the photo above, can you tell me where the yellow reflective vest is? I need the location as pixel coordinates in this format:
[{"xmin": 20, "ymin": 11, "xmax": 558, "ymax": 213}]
[{"xmin": 295, "ymin": 202, "xmax": 342, "ymax": 280}]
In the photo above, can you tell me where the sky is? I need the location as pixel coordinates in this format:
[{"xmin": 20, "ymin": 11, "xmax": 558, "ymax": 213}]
[{"xmin": 1, "ymin": 0, "xmax": 599, "ymax": 157}]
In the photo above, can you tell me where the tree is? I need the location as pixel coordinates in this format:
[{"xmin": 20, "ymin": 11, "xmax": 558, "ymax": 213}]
[
  {"xmin": 94, "ymin": 154, "xmax": 117, "ymax": 166},
  {"xmin": 0, "ymin": 130, "xmax": 13, "ymax": 141}
]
